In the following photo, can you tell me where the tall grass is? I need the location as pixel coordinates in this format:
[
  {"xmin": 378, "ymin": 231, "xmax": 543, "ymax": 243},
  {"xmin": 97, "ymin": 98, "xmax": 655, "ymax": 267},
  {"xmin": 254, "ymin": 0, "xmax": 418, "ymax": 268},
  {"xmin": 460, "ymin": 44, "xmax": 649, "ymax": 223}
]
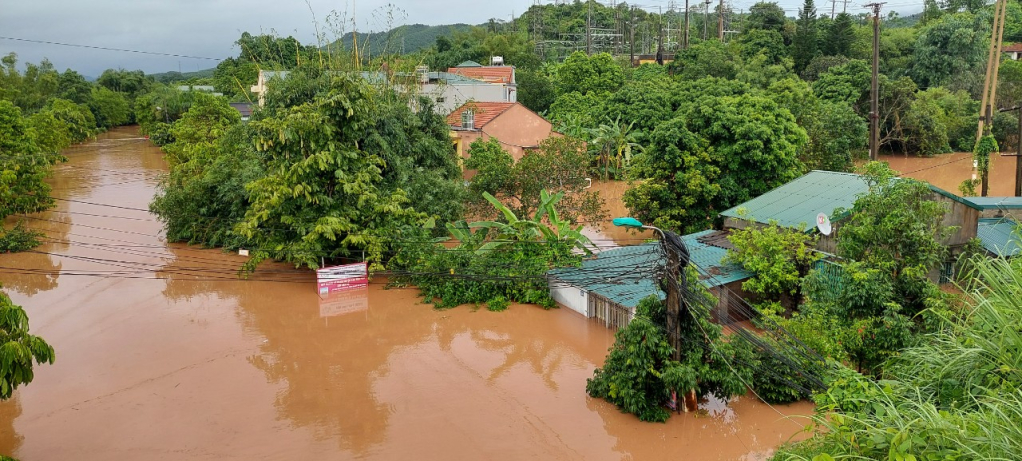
[{"xmin": 773, "ymin": 256, "xmax": 1022, "ymax": 460}]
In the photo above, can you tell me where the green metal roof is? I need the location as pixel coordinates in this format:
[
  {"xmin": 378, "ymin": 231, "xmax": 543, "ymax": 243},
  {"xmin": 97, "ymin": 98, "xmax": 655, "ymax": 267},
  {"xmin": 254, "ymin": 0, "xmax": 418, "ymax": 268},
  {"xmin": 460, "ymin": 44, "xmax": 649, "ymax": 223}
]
[
  {"xmin": 720, "ymin": 170, "xmax": 979, "ymax": 230},
  {"xmin": 548, "ymin": 232, "xmax": 752, "ymax": 309},
  {"xmin": 962, "ymin": 196, "xmax": 1022, "ymax": 210},
  {"xmin": 977, "ymin": 218, "xmax": 1022, "ymax": 257},
  {"xmin": 720, "ymin": 171, "xmax": 869, "ymax": 229},
  {"xmin": 456, "ymin": 60, "xmax": 483, "ymax": 67}
]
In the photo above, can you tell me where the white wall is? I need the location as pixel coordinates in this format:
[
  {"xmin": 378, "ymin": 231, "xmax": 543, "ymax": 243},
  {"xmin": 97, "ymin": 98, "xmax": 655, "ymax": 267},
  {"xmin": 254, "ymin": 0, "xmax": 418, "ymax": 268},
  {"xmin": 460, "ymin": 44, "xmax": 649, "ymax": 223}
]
[
  {"xmin": 550, "ymin": 280, "xmax": 588, "ymax": 317},
  {"xmin": 420, "ymin": 83, "xmax": 512, "ymax": 115}
]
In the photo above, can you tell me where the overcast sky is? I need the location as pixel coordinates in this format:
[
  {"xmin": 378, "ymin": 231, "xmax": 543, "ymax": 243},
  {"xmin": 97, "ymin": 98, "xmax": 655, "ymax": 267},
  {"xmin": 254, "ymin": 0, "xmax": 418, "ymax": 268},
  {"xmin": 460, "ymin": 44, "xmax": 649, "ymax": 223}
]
[{"xmin": 1, "ymin": 0, "xmax": 922, "ymax": 77}]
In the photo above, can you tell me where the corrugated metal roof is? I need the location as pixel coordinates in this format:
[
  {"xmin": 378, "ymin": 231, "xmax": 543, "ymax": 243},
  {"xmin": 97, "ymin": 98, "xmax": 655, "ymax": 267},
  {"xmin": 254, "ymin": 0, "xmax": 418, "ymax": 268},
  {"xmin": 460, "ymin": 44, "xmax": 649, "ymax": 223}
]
[
  {"xmin": 977, "ymin": 218, "xmax": 1022, "ymax": 256},
  {"xmin": 548, "ymin": 232, "xmax": 752, "ymax": 308},
  {"xmin": 962, "ymin": 196, "xmax": 1022, "ymax": 210},
  {"xmin": 720, "ymin": 171, "xmax": 869, "ymax": 229},
  {"xmin": 720, "ymin": 170, "xmax": 978, "ymax": 230},
  {"xmin": 684, "ymin": 230, "xmax": 754, "ymax": 286}
]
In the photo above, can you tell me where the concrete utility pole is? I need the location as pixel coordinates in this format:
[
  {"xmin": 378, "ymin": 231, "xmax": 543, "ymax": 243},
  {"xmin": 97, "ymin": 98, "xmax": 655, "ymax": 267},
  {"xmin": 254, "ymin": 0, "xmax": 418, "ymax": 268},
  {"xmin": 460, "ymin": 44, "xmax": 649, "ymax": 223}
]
[
  {"xmin": 587, "ymin": 0, "xmax": 593, "ymax": 55},
  {"xmin": 630, "ymin": 6, "xmax": 636, "ymax": 65},
  {"xmin": 866, "ymin": 2, "xmax": 884, "ymax": 161},
  {"xmin": 978, "ymin": 0, "xmax": 1008, "ymax": 139},
  {"xmin": 831, "ymin": 0, "xmax": 837, "ymax": 19},
  {"xmin": 683, "ymin": 0, "xmax": 691, "ymax": 49},
  {"xmin": 718, "ymin": 0, "xmax": 725, "ymax": 40}
]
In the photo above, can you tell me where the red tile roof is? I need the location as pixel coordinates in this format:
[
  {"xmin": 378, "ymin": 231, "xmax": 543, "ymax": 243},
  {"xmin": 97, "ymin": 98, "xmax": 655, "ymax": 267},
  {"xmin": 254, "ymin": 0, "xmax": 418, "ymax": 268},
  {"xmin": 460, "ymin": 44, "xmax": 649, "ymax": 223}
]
[
  {"xmin": 1004, "ymin": 43, "xmax": 1022, "ymax": 53},
  {"xmin": 447, "ymin": 66, "xmax": 514, "ymax": 84},
  {"xmin": 446, "ymin": 102, "xmax": 517, "ymax": 130}
]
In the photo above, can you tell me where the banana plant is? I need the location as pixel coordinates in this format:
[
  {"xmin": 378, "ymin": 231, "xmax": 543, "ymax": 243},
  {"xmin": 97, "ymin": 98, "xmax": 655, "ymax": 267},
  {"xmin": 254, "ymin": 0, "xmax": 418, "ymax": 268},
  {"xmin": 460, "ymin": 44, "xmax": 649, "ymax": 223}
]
[{"xmin": 458, "ymin": 190, "xmax": 594, "ymax": 255}]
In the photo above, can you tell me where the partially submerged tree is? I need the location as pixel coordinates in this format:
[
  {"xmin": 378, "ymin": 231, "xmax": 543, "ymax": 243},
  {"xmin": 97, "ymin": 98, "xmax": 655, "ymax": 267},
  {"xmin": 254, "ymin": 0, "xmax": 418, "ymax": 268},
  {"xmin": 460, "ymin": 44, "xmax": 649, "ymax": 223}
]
[{"xmin": 0, "ymin": 289, "xmax": 55, "ymax": 400}]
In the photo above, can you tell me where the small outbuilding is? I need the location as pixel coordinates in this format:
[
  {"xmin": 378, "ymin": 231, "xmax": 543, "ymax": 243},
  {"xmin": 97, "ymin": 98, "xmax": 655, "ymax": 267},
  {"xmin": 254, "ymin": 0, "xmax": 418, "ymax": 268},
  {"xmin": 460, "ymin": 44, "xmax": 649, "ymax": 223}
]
[{"xmin": 547, "ymin": 231, "xmax": 753, "ymax": 330}]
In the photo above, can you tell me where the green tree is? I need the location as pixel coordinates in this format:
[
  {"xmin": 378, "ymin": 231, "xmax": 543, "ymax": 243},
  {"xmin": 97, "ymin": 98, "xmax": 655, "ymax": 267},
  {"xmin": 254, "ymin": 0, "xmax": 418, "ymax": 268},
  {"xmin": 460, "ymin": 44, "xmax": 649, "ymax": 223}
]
[
  {"xmin": 0, "ymin": 289, "xmax": 55, "ymax": 400},
  {"xmin": 625, "ymin": 94, "xmax": 806, "ymax": 233},
  {"xmin": 823, "ymin": 12, "xmax": 855, "ymax": 57},
  {"xmin": 516, "ymin": 67, "xmax": 555, "ymax": 114},
  {"xmin": 745, "ymin": 2, "xmax": 789, "ymax": 34},
  {"xmin": 235, "ymin": 73, "xmax": 446, "ymax": 271},
  {"xmin": 910, "ymin": 12, "xmax": 988, "ymax": 91},
  {"xmin": 669, "ymin": 40, "xmax": 742, "ymax": 81},
  {"xmin": 974, "ymin": 134, "xmax": 997, "ymax": 197},
  {"xmin": 87, "ymin": 86, "xmax": 130, "ymax": 129},
  {"xmin": 737, "ymin": 29, "xmax": 788, "ymax": 65},
  {"xmin": 725, "ymin": 220, "xmax": 822, "ymax": 310},
  {"xmin": 464, "ymin": 136, "xmax": 605, "ymax": 224},
  {"xmin": 161, "ymin": 93, "xmax": 241, "ymax": 167},
  {"xmin": 587, "ymin": 292, "xmax": 754, "ymax": 422},
  {"xmin": 812, "ymin": 59, "xmax": 871, "ymax": 108},
  {"xmin": 835, "ymin": 162, "xmax": 950, "ymax": 319},
  {"xmin": 0, "ymin": 100, "xmax": 63, "ymax": 221},
  {"xmin": 554, "ymin": 51, "xmax": 625, "ymax": 96},
  {"xmin": 792, "ymin": 0, "xmax": 820, "ymax": 74},
  {"xmin": 47, "ymin": 99, "xmax": 96, "ymax": 144},
  {"xmin": 96, "ymin": 68, "xmax": 153, "ymax": 98}
]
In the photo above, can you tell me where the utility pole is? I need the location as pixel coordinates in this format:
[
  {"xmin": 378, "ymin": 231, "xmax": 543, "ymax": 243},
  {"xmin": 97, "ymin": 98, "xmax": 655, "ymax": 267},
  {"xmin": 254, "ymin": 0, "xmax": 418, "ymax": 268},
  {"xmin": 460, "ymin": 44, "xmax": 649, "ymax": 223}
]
[
  {"xmin": 587, "ymin": 0, "xmax": 593, "ymax": 55},
  {"xmin": 978, "ymin": 0, "xmax": 1008, "ymax": 139},
  {"xmin": 658, "ymin": 7, "xmax": 665, "ymax": 64},
  {"xmin": 718, "ymin": 0, "xmax": 725, "ymax": 40},
  {"xmin": 703, "ymin": 0, "xmax": 710, "ymax": 41},
  {"xmin": 684, "ymin": 0, "xmax": 691, "ymax": 49},
  {"xmin": 630, "ymin": 6, "xmax": 636, "ymax": 65},
  {"xmin": 831, "ymin": 0, "xmax": 837, "ymax": 19},
  {"xmin": 866, "ymin": 2, "xmax": 884, "ymax": 161}
]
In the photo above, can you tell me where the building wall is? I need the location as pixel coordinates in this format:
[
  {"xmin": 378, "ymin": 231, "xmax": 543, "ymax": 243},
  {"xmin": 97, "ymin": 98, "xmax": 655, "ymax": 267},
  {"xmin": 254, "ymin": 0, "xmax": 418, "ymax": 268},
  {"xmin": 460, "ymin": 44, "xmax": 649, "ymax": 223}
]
[
  {"xmin": 481, "ymin": 104, "xmax": 554, "ymax": 161},
  {"xmin": 550, "ymin": 279, "xmax": 589, "ymax": 317},
  {"xmin": 934, "ymin": 194, "xmax": 979, "ymax": 247},
  {"xmin": 420, "ymin": 83, "xmax": 513, "ymax": 115}
]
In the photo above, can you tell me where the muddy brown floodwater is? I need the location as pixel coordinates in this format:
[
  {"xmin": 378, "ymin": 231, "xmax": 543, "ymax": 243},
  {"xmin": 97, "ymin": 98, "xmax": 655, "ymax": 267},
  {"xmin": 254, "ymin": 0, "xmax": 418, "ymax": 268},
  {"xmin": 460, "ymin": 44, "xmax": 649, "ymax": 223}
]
[
  {"xmin": 880, "ymin": 151, "xmax": 1020, "ymax": 196},
  {"xmin": 0, "ymin": 127, "xmax": 812, "ymax": 461}
]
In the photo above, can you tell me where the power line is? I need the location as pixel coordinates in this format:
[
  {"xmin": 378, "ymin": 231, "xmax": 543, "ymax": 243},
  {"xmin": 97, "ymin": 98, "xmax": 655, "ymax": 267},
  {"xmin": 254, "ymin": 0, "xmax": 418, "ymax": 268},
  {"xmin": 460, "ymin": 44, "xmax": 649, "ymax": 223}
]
[{"xmin": 0, "ymin": 36, "xmax": 223, "ymax": 61}]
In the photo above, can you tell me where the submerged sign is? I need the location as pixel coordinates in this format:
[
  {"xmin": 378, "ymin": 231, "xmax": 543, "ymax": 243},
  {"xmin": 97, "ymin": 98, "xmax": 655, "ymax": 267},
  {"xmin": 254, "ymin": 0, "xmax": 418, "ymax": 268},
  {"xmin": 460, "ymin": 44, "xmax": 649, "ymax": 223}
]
[{"xmin": 316, "ymin": 262, "xmax": 368, "ymax": 295}]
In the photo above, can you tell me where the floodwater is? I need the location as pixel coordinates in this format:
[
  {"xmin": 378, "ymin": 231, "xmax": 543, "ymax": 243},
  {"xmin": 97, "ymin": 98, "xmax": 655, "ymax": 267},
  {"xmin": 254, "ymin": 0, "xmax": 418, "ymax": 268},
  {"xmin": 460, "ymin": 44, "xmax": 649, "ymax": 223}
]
[
  {"xmin": 584, "ymin": 180, "xmax": 655, "ymax": 248},
  {"xmin": 0, "ymin": 127, "xmax": 813, "ymax": 461},
  {"xmin": 881, "ymin": 151, "xmax": 1021, "ymax": 196}
]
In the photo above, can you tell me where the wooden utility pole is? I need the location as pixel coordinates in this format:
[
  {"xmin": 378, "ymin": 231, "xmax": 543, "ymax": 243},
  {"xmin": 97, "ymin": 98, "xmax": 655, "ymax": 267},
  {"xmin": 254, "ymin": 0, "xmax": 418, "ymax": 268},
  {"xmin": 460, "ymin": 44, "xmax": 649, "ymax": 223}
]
[
  {"xmin": 684, "ymin": 0, "xmax": 690, "ymax": 49},
  {"xmin": 979, "ymin": 0, "xmax": 1008, "ymax": 139},
  {"xmin": 866, "ymin": 2, "xmax": 884, "ymax": 161}
]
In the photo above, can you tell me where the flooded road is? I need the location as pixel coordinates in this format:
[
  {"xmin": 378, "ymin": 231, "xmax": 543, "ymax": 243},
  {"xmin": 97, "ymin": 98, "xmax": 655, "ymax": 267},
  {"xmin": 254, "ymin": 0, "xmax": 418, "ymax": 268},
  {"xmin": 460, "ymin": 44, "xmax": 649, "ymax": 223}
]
[
  {"xmin": 881, "ymin": 151, "xmax": 1020, "ymax": 196},
  {"xmin": 0, "ymin": 127, "xmax": 812, "ymax": 460}
]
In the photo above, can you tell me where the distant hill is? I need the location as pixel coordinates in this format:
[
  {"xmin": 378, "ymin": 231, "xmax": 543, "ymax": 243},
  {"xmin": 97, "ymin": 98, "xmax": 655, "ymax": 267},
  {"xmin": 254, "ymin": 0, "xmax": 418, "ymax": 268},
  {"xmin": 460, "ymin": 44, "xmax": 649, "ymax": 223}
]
[
  {"xmin": 149, "ymin": 67, "xmax": 216, "ymax": 83},
  {"xmin": 336, "ymin": 23, "xmax": 476, "ymax": 55}
]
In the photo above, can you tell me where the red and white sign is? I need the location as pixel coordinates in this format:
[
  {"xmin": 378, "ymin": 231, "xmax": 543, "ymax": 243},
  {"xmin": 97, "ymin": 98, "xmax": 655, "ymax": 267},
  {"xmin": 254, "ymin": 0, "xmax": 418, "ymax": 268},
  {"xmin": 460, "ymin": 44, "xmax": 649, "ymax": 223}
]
[
  {"xmin": 319, "ymin": 288, "xmax": 369, "ymax": 317},
  {"xmin": 316, "ymin": 262, "xmax": 368, "ymax": 295}
]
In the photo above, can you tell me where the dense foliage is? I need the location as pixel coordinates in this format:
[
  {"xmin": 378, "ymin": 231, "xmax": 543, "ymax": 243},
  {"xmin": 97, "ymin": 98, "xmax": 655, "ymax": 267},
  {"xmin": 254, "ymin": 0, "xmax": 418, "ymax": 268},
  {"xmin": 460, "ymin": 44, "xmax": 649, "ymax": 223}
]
[
  {"xmin": 0, "ymin": 289, "xmax": 55, "ymax": 400},
  {"xmin": 774, "ymin": 256, "xmax": 1022, "ymax": 460},
  {"xmin": 463, "ymin": 136, "xmax": 605, "ymax": 224},
  {"xmin": 392, "ymin": 190, "xmax": 592, "ymax": 310},
  {"xmin": 587, "ymin": 291, "xmax": 755, "ymax": 422}
]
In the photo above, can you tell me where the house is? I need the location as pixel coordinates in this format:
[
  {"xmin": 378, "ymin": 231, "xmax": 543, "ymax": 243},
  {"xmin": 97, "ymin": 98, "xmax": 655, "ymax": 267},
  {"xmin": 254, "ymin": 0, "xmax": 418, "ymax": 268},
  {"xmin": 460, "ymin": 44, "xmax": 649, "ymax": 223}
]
[
  {"xmin": 1003, "ymin": 43, "xmax": 1022, "ymax": 60},
  {"xmin": 446, "ymin": 60, "xmax": 517, "ymax": 104},
  {"xmin": 447, "ymin": 102, "xmax": 558, "ymax": 165},
  {"xmin": 248, "ymin": 67, "xmax": 516, "ymax": 115},
  {"xmin": 229, "ymin": 102, "xmax": 254, "ymax": 121},
  {"xmin": 547, "ymin": 232, "xmax": 753, "ymax": 330},
  {"xmin": 719, "ymin": 171, "xmax": 981, "ymax": 255}
]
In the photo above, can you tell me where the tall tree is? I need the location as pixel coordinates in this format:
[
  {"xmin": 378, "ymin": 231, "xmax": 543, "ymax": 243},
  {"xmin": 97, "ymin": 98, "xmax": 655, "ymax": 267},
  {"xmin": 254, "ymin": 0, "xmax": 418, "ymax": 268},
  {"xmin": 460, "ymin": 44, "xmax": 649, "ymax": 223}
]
[
  {"xmin": 823, "ymin": 12, "xmax": 855, "ymax": 57},
  {"xmin": 792, "ymin": 0, "xmax": 819, "ymax": 74},
  {"xmin": 745, "ymin": 2, "xmax": 789, "ymax": 34}
]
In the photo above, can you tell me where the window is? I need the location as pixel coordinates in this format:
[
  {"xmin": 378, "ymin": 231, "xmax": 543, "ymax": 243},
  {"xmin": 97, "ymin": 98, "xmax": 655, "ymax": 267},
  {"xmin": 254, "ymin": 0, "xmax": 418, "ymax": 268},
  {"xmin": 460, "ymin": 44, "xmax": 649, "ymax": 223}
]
[
  {"xmin": 461, "ymin": 110, "xmax": 474, "ymax": 129},
  {"xmin": 436, "ymin": 97, "xmax": 445, "ymax": 103}
]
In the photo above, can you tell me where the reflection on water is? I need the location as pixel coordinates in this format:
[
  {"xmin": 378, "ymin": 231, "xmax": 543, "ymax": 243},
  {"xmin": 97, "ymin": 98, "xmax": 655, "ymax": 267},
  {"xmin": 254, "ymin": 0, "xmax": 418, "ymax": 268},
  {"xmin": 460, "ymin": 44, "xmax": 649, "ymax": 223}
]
[{"xmin": 0, "ymin": 127, "xmax": 813, "ymax": 460}]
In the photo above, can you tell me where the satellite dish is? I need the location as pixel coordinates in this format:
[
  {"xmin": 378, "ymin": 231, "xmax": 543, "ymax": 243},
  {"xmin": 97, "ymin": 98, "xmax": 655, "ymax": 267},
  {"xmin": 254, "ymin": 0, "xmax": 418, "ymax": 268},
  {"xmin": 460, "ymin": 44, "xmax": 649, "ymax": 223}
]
[{"xmin": 816, "ymin": 212, "xmax": 832, "ymax": 236}]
